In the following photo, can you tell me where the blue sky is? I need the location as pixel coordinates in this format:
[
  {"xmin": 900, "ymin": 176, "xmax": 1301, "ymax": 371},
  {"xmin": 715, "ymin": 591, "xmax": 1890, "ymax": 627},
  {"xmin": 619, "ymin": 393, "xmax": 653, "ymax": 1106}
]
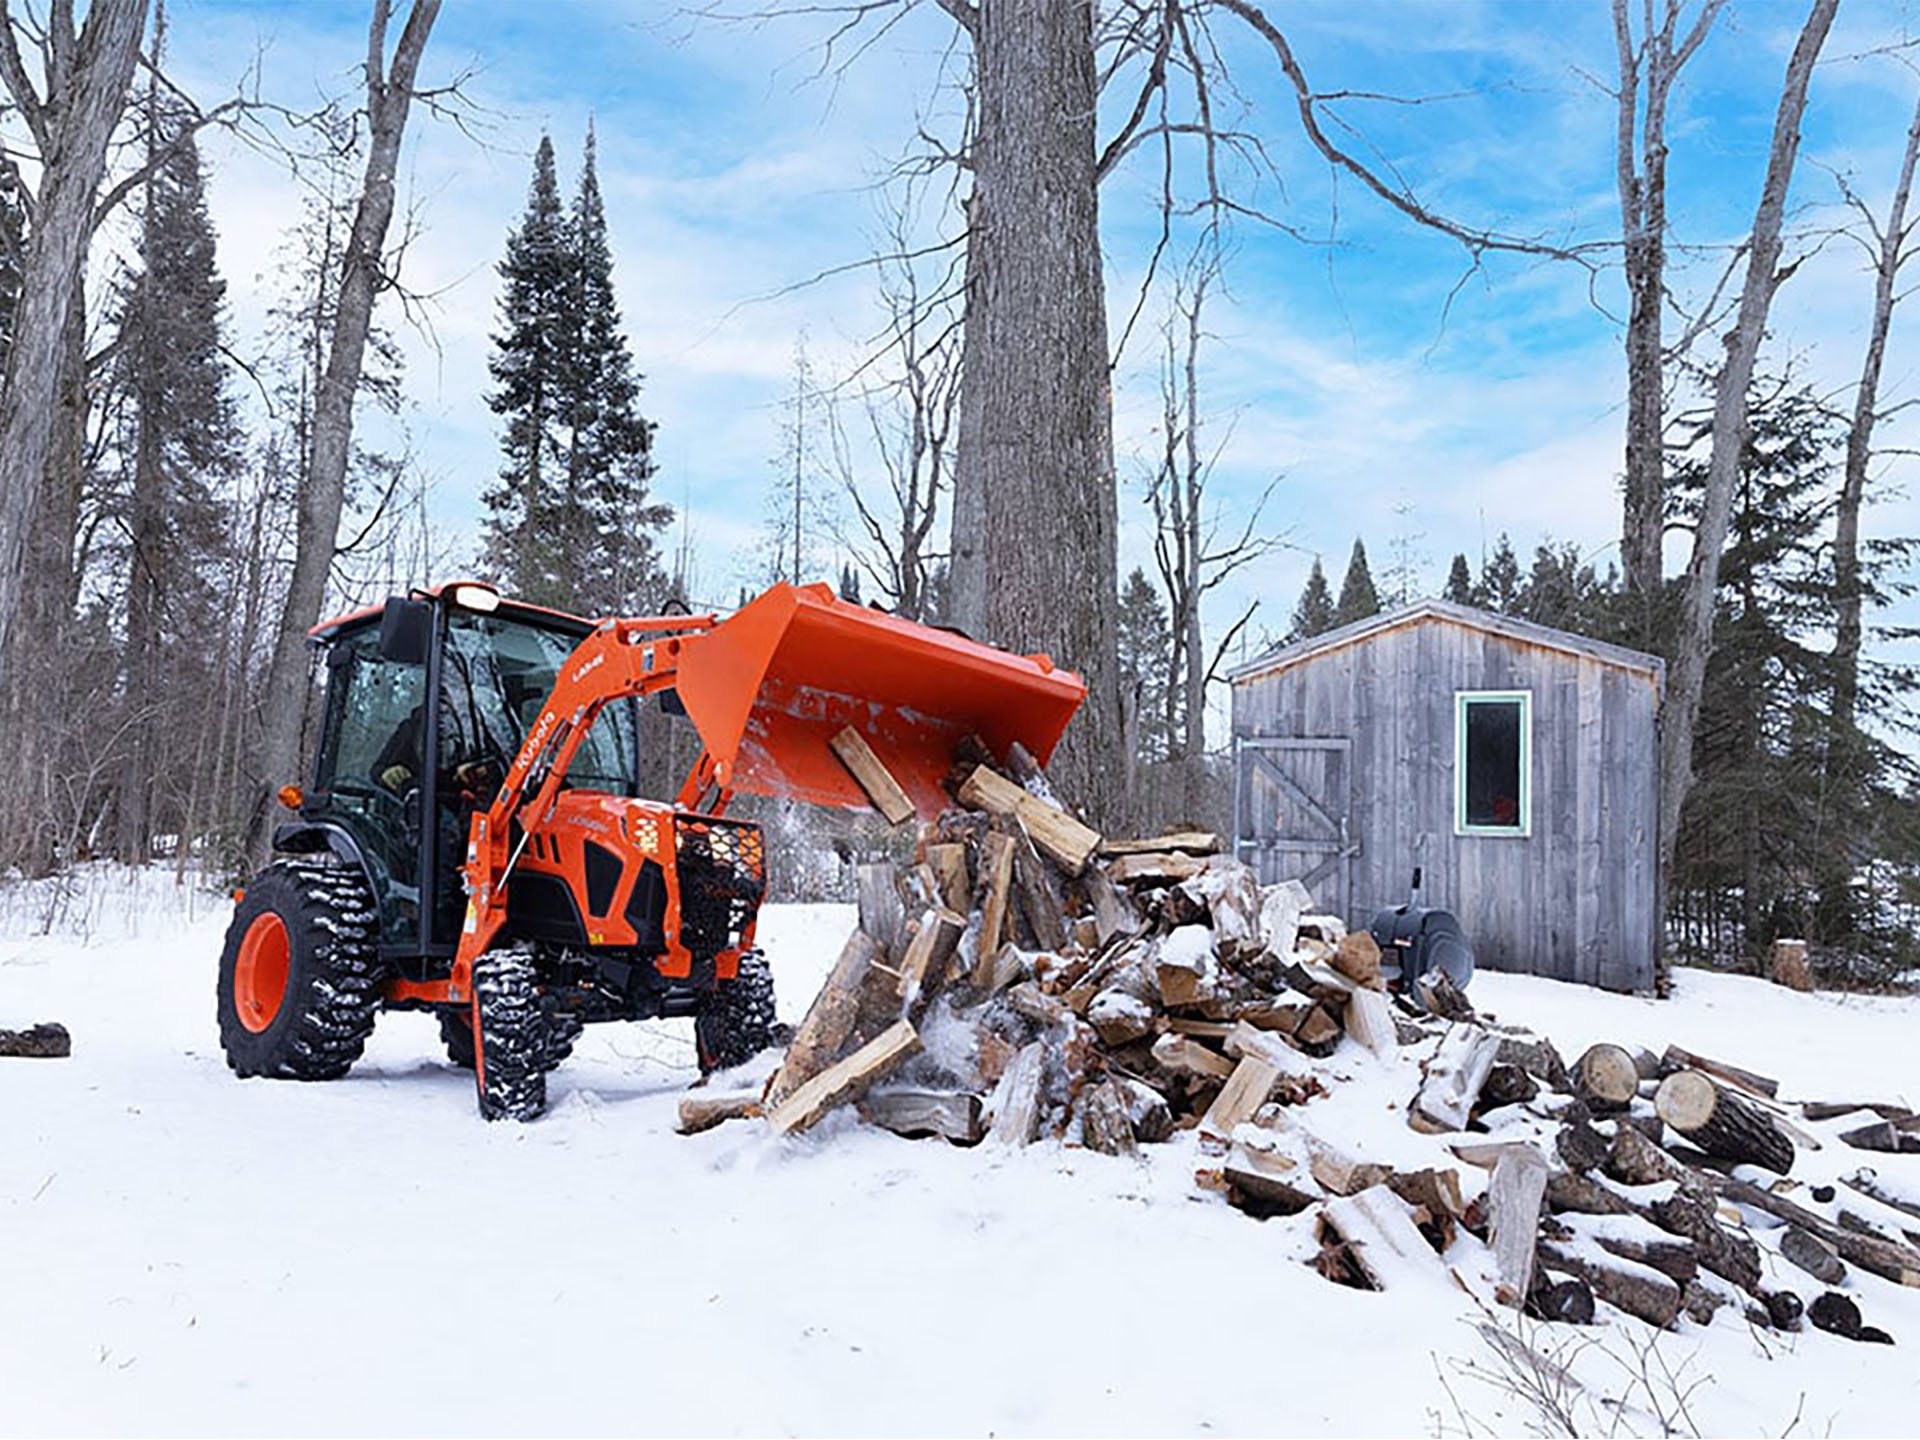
[{"xmin": 160, "ymin": 0, "xmax": 1920, "ymax": 695}]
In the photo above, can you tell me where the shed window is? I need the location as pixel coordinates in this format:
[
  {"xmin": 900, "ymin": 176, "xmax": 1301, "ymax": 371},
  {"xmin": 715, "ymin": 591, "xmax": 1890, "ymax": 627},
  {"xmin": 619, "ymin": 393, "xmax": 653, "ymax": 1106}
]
[{"xmin": 1455, "ymin": 691, "xmax": 1531, "ymax": 836}]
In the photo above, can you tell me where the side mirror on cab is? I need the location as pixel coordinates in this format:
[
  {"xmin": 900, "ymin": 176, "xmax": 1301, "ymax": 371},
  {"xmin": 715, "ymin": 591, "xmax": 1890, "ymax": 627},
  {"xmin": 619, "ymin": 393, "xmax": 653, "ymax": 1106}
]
[{"xmin": 378, "ymin": 595, "xmax": 432, "ymax": 665}]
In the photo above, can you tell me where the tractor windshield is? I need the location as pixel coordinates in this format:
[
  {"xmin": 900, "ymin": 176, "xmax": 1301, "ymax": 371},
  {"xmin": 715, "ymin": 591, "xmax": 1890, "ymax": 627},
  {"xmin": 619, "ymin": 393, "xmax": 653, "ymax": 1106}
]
[{"xmin": 441, "ymin": 612, "xmax": 641, "ymax": 795}]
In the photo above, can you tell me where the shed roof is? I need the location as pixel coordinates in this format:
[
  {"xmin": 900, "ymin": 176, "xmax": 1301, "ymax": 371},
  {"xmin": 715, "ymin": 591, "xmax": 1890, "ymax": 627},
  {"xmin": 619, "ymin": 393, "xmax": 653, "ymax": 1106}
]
[{"xmin": 1228, "ymin": 598, "xmax": 1665, "ymax": 688}]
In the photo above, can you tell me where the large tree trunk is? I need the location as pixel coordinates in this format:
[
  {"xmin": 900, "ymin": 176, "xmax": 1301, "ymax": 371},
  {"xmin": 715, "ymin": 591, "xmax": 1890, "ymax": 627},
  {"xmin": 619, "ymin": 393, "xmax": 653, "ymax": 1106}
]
[
  {"xmin": 0, "ymin": 0, "xmax": 147, "ymax": 673},
  {"xmin": 250, "ymin": 0, "xmax": 440, "ymax": 859},
  {"xmin": 1656, "ymin": 0, "xmax": 1837, "ymax": 986},
  {"xmin": 947, "ymin": 0, "xmax": 1122, "ymax": 823},
  {"xmin": 1832, "ymin": 91, "xmax": 1920, "ymax": 740}
]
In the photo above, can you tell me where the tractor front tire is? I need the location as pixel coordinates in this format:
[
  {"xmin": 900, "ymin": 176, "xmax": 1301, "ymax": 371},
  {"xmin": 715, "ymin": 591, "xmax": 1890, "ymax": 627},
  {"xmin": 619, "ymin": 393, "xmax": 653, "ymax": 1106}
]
[
  {"xmin": 217, "ymin": 860, "xmax": 384, "ymax": 1080},
  {"xmin": 438, "ymin": 1009, "xmax": 477, "ymax": 1069},
  {"xmin": 472, "ymin": 949, "xmax": 549, "ymax": 1122},
  {"xmin": 695, "ymin": 949, "xmax": 778, "ymax": 1075}
]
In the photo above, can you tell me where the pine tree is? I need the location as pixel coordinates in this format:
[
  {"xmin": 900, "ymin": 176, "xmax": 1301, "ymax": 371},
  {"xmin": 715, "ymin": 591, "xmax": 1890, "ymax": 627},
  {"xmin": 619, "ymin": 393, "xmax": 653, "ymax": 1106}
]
[
  {"xmin": 1443, "ymin": 553, "xmax": 1475, "ymax": 606},
  {"xmin": 1332, "ymin": 539, "xmax": 1381, "ymax": 627},
  {"xmin": 483, "ymin": 135, "xmax": 571, "ymax": 603},
  {"xmin": 1117, "ymin": 566, "xmax": 1173, "ymax": 762},
  {"xmin": 104, "ymin": 92, "xmax": 240, "ymax": 859},
  {"xmin": 1480, "ymin": 533, "xmax": 1522, "ymax": 613},
  {"xmin": 1290, "ymin": 556, "xmax": 1335, "ymax": 640},
  {"xmin": 563, "ymin": 122, "xmax": 666, "ymax": 613}
]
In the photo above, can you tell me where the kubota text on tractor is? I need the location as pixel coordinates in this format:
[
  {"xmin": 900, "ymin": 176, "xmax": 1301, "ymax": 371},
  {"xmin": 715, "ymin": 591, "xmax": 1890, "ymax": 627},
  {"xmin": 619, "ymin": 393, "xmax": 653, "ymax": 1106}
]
[{"xmin": 216, "ymin": 581, "xmax": 1085, "ymax": 1120}]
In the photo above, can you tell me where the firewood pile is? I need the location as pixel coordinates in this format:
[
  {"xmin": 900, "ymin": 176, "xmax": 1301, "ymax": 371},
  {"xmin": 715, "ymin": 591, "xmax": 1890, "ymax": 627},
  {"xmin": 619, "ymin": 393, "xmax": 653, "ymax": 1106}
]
[{"xmin": 680, "ymin": 734, "xmax": 1920, "ymax": 1346}]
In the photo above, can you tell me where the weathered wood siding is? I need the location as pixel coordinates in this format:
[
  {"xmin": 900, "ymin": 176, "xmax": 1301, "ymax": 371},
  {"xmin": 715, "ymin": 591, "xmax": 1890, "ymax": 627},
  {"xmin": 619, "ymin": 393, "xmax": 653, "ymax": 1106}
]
[{"xmin": 1232, "ymin": 614, "xmax": 1660, "ymax": 991}]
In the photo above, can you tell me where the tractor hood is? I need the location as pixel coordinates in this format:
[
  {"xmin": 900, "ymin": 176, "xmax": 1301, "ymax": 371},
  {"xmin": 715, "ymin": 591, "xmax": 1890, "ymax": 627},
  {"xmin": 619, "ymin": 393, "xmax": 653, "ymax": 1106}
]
[{"xmin": 672, "ymin": 583, "xmax": 1086, "ymax": 818}]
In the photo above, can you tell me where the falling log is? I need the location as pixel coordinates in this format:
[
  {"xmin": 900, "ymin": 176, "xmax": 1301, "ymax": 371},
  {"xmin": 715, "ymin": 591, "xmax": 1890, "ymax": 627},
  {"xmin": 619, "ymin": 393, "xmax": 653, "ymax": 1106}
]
[
  {"xmin": 1536, "ymin": 1241, "xmax": 1681, "ymax": 1328},
  {"xmin": 898, "ymin": 907, "xmax": 967, "ymax": 1016},
  {"xmin": 1487, "ymin": 1145, "xmax": 1550, "ymax": 1306},
  {"xmin": 973, "ymin": 831, "xmax": 1018, "ymax": 984},
  {"xmin": 956, "ymin": 764, "xmax": 1101, "ymax": 874},
  {"xmin": 1571, "ymin": 1043, "xmax": 1640, "ymax": 1114},
  {"xmin": 768, "ymin": 928, "xmax": 882, "ymax": 1103},
  {"xmin": 766, "ymin": 1021, "xmax": 922, "ymax": 1137},
  {"xmin": 828, "ymin": 725, "xmax": 915, "ymax": 825},
  {"xmin": 1659, "ymin": 1044, "xmax": 1778, "ymax": 1100},
  {"xmin": 676, "ymin": 1091, "xmax": 762, "ymax": 1135},
  {"xmin": 1409, "ymin": 1023, "xmax": 1504, "ymax": 1134},
  {"xmin": 861, "ymin": 1088, "xmax": 984, "ymax": 1143},
  {"xmin": 1655, "ymin": 1070, "xmax": 1795, "ymax": 1175}
]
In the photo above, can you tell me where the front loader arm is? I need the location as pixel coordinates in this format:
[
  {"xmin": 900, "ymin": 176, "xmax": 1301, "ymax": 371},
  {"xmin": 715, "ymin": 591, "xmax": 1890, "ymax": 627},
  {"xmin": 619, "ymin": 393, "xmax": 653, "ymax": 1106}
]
[{"xmin": 453, "ymin": 616, "xmax": 715, "ymax": 995}]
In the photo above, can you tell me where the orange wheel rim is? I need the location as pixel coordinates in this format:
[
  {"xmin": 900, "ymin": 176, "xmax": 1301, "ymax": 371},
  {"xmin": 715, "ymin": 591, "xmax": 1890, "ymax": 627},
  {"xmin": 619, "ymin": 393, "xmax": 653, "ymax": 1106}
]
[{"xmin": 235, "ymin": 912, "xmax": 291, "ymax": 1033}]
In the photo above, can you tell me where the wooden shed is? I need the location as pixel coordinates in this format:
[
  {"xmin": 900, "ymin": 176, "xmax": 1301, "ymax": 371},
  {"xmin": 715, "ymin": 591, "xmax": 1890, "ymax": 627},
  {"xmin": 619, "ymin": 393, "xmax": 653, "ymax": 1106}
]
[{"xmin": 1228, "ymin": 599, "xmax": 1664, "ymax": 991}]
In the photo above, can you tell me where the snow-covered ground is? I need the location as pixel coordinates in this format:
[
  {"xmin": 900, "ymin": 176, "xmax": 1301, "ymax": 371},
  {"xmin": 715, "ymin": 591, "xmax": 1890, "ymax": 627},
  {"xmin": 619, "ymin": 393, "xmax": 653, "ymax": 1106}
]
[{"xmin": 3, "ymin": 866, "xmax": 1919, "ymax": 1437}]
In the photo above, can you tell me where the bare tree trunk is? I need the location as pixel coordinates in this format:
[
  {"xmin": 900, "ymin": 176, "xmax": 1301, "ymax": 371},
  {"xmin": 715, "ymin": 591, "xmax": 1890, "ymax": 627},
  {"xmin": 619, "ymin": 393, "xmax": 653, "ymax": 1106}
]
[
  {"xmin": 1656, "ymin": 0, "xmax": 1837, "ymax": 987},
  {"xmin": 1614, "ymin": 0, "xmax": 1723, "ymax": 643},
  {"xmin": 250, "ymin": 0, "xmax": 440, "ymax": 861},
  {"xmin": 947, "ymin": 0, "xmax": 1122, "ymax": 822},
  {"xmin": 0, "ymin": 0, "xmax": 146, "ymax": 671},
  {"xmin": 1833, "ymin": 90, "xmax": 1920, "ymax": 739}
]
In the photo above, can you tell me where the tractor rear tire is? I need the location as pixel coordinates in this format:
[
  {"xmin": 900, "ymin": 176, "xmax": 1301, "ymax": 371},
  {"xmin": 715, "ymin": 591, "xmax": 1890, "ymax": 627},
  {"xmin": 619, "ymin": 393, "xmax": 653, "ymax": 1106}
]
[
  {"xmin": 472, "ymin": 949, "xmax": 549, "ymax": 1122},
  {"xmin": 695, "ymin": 949, "xmax": 777, "ymax": 1075},
  {"xmin": 217, "ymin": 859, "xmax": 384, "ymax": 1080}
]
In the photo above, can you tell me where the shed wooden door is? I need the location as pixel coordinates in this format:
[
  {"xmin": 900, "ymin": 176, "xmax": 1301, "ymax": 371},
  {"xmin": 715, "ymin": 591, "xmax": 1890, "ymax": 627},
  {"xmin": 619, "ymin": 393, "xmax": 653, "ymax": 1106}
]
[{"xmin": 1233, "ymin": 737, "xmax": 1357, "ymax": 915}]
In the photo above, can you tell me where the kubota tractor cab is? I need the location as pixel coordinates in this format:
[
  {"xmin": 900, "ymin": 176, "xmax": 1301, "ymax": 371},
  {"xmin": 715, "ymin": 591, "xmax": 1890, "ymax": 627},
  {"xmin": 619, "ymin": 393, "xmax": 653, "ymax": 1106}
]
[{"xmin": 216, "ymin": 580, "xmax": 1084, "ymax": 1121}]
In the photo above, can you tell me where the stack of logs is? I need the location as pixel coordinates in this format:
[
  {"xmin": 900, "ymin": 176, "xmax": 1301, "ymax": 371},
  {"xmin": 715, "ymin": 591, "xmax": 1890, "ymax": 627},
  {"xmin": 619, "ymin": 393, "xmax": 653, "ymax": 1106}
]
[{"xmin": 679, "ymin": 732, "xmax": 1920, "ymax": 1346}]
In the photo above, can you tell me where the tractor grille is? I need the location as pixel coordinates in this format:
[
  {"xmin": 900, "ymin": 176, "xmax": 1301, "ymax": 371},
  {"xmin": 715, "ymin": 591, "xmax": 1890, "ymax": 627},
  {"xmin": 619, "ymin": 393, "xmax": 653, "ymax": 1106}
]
[{"xmin": 674, "ymin": 815, "xmax": 766, "ymax": 960}]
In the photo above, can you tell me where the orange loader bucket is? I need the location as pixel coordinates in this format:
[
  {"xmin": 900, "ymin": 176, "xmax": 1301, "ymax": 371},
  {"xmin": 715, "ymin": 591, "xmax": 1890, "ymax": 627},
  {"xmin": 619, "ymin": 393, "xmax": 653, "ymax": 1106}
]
[{"xmin": 672, "ymin": 583, "xmax": 1086, "ymax": 818}]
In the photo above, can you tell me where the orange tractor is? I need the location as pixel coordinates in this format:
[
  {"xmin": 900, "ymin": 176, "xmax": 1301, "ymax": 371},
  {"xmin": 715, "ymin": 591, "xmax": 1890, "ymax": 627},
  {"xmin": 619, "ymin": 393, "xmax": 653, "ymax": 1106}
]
[{"xmin": 217, "ymin": 581, "xmax": 1084, "ymax": 1120}]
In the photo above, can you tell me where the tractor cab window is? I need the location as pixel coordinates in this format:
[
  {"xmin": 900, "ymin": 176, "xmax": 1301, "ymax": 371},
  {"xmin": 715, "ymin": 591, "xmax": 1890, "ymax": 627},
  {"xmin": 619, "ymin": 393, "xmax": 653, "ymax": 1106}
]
[
  {"xmin": 1455, "ymin": 690, "xmax": 1531, "ymax": 836},
  {"xmin": 441, "ymin": 614, "xmax": 641, "ymax": 796},
  {"xmin": 312, "ymin": 626, "xmax": 429, "ymax": 946}
]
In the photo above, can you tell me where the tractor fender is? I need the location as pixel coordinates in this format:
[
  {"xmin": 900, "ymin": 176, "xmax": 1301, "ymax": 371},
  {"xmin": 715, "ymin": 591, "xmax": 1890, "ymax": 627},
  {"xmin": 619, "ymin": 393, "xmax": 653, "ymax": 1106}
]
[{"xmin": 271, "ymin": 821, "xmax": 382, "ymax": 905}]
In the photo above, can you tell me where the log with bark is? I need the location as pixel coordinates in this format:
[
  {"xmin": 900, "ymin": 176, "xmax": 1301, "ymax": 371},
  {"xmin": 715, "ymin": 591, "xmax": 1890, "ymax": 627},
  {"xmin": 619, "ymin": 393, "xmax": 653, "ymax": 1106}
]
[
  {"xmin": 1654, "ymin": 1069, "xmax": 1795, "ymax": 1175},
  {"xmin": 955, "ymin": 764, "xmax": 1101, "ymax": 874},
  {"xmin": 676, "ymin": 1091, "xmax": 761, "ymax": 1135},
  {"xmin": 1571, "ymin": 1043, "xmax": 1640, "ymax": 1114},
  {"xmin": 768, "ymin": 928, "xmax": 882, "ymax": 1103},
  {"xmin": 0, "ymin": 1022, "xmax": 70, "ymax": 1058},
  {"xmin": 862, "ymin": 1088, "xmax": 984, "ymax": 1143}
]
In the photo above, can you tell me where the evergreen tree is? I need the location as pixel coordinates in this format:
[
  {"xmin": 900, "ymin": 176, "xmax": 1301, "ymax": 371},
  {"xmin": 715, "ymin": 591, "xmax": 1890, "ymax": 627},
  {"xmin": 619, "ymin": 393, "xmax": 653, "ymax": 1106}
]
[
  {"xmin": 104, "ymin": 97, "xmax": 240, "ymax": 858},
  {"xmin": 1443, "ymin": 553, "xmax": 1475, "ymax": 606},
  {"xmin": 1332, "ymin": 538, "xmax": 1380, "ymax": 627},
  {"xmin": 1289, "ymin": 556, "xmax": 1335, "ymax": 640},
  {"xmin": 0, "ymin": 161, "xmax": 24, "ymax": 374},
  {"xmin": 1117, "ymin": 566, "xmax": 1173, "ymax": 762},
  {"xmin": 484, "ymin": 130, "xmax": 669, "ymax": 612},
  {"xmin": 1514, "ymin": 541, "xmax": 1605, "ymax": 631},
  {"xmin": 1480, "ymin": 533, "xmax": 1522, "ymax": 613},
  {"xmin": 484, "ymin": 135, "xmax": 573, "ymax": 603}
]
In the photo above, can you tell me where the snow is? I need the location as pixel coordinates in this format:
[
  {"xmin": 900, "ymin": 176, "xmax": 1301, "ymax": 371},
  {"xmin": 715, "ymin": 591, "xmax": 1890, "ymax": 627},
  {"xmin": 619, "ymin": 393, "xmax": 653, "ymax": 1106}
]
[{"xmin": 4, "ymin": 868, "xmax": 1920, "ymax": 1436}]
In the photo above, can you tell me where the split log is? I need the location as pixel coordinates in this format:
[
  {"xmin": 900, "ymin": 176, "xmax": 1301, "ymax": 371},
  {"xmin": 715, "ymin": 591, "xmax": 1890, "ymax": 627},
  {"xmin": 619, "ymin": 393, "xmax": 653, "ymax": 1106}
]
[
  {"xmin": 1154, "ymin": 925, "xmax": 1216, "ymax": 1008},
  {"xmin": 1487, "ymin": 1145, "xmax": 1550, "ymax": 1305},
  {"xmin": 1293, "ymin": 1006, "xmax": 1343, "ymax": 1053},
  {"xmin": 1409, "ymin": 1023, "xmax": 1504, "ymax": 1133},
  {"xmin": 1388, "ymin": 1167, "xmax": 1468, "ymax": 1221},
  {"xmin": 898, "ymin": 908, "xmax": 966, "ymax": 1015},
  {"xmin": 861, "ymin": 1088, "xmax": 983, "ymax": 1143},
  {"xmin": 1332, "ymin": 931, "xmax": 1384, "ymax": 990},
  {"xmin": 828, "ymin": 725, "xmax": 915, "ymax": 825},
  {"xmin": 1083, "ymin": 865, "xmax": 1140, "ymax": 946},
  {"xmin": 0, "ymin": 1022, "xmax": 69, "ymax": 1058},
  {"xmin": 1011, "ymin": 832, "xmax": 1069, "ymax": 950},
  {"xmin": 1116, "ymin": 1076, "xmax": 1174, "ymax": 1142},
  {"xmin": 1659, "ymin": 1044, "xmax": 1778, "ymax": 1100},
  {"xmin": 1495, "ymin": 1033, "xmax": 1570, "ymax": 1092},
  {"xmin": 1258, "ymin": 879, "xmax": 1311, "ymax": 956},
  {"xmin": 1318, "ymin": 1186, "xmax": 1450, "ymax": 1291},
  {"xmin": 1078, "ymin": 1079, "xmax": 1138, "ymax": 1157},
  {"xmin": 1199, "ymin": 1056, "xmax": 1280, "ymax": 1141},
  {"xmin": 1655, "ymin": 1070, "xmax": 1794, "ymax": 1175},
  {"xmin": 1107, "ymin": 851, "xmax": 1208, "ymax": 885},
  {"xmin": 956, "ymin": 764, "xmax": 1101, "ymax": 874},
  {"xmin": 1087, "ymin": 989, "xmax": 1155, "ymax": 1047},
  {"xmin": 1224, "ymin": 1144, "xmax": 1316, "ymax": 1217},
  {"xmin": 676, "ymin": 1091, "xmax": 761, "ymax": 1135},
  {"xmin": 768, "ymin": 928, "xmax": 882, "ymax": 1102},
  {"xmin": 1571, "ymin": 1043, "xmax": 1640, "ymax": 1114},
  {"xmin": 1537, "ymin": 1241, "xmax": 1680, "ymax": 1328},
  {"xmin": 987, "ymin": 1041, "xmax": 1047, "ymax": 1147},
  {"xmin": 767, "ymin": 1021, "xmax": 921, "ymax": 1136},
  {"xmin": 856, "ymin": 863, "xmax": 908, "ymax": 960},
  {"xmin": 1150, "ymin": 1032, "xmax": 1235, "ymax": 1082},
  {"xmin": 1099, "ymin": 831, "xmax": 1220, "ymax": 857},
  {"xmin": 1223, "ymin": 1021, "xmax": 1315, "ymax": 1076},
  {"xmin": 1006, "ymin": 981, "xmax": 1068, "ymax": 1028},
  {"xmin": 1342, "ymin": 987, "xmax": 1397, "ymax": 1058},
  {"xmin": 924, "ymin": 842, "xmax": 971, "ymax": 915},
  {"xmin": 1306, "ymin": 1139, "xmax": 1391, "ymax": 1198},
  {"xmin": 973, "ymin": 831, "xmax": 1017, "ymax": 984}
]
